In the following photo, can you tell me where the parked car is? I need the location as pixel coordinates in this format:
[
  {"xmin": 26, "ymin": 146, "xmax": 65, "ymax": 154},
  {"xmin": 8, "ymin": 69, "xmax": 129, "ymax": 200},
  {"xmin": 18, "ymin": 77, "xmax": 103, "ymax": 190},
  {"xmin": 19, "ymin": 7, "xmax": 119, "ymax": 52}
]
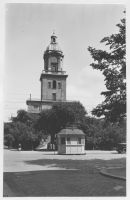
[{"xmin": 116, "ymin": 143, "xmax": 126, "ymax": 154}]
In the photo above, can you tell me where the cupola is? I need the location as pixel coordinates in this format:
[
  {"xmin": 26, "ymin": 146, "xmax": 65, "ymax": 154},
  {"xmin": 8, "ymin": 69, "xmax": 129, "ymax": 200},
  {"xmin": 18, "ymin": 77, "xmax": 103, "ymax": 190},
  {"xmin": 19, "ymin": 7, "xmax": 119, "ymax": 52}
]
[{"xmin": 43, "ymin": 31, "xmax": 64, "ymax": 72}]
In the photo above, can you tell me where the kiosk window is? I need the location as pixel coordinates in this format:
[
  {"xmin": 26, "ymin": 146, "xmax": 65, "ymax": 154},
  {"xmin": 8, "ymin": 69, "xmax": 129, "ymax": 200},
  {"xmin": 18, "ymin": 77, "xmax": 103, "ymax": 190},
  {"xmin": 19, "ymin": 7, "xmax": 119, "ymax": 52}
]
[
  {"xmin": 61, "ymin": 137, "xmax": 65, "ymax": 144},
  {"xmin": 67, "ymin": 137, "xmax": 70, "ymax": 144},
  {"xmin": 78, "ymin": 138, "xmax": 81, "ymax": 144}
]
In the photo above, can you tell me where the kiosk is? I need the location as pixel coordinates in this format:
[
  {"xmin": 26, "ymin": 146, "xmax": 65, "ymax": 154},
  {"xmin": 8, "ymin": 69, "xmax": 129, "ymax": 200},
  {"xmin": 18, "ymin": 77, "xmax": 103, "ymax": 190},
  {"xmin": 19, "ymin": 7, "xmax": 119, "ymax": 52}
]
[{"xmin": 57, "ymin": 127, "xmax": 85, "ymax": 154}]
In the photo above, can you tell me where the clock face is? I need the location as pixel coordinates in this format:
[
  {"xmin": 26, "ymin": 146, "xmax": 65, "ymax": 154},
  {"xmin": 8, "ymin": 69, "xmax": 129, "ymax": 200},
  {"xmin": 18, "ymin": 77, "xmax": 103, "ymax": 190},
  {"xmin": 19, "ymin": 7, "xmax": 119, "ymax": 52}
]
[{"xmin": 51, "ymin": 57, "xmax": 57, "ymax": 63}]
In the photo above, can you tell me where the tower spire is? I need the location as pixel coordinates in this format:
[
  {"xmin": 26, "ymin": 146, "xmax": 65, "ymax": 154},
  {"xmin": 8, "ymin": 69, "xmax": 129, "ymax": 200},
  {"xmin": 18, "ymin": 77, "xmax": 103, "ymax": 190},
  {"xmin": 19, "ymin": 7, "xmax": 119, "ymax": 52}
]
[{"xmin": 51, "ymin": 30, "xmax": 57, "ymax": 43}]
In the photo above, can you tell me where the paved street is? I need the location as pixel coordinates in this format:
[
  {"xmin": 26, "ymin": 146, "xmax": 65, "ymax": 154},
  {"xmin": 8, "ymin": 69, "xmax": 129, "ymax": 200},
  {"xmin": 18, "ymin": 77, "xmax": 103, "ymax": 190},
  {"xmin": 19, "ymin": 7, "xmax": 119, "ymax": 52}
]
[
  {"xmin": 3, "ymin": 149, "xmax": 126, "ymax": 196},
  {"xmin": 4, "ymin": 149, "xmax": 126, "ymax": 172}
]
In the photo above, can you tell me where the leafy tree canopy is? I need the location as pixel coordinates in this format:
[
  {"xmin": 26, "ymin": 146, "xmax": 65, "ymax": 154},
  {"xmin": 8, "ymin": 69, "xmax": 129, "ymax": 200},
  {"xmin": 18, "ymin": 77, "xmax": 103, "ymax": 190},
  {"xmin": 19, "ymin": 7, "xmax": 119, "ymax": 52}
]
[
  {"xmin": 52, "ymin": 101, "xmax": 87, "ymax": 127},
  {"xmin": 36, "ymin": 101, "xmax": 87, "ymax": 137},
  {"xmin": 11, "ymin": 109, "xmax": 39, "ymax": 126},
  {"xmin": 35, "ymin": 109, "xmax": 53, "ymax": 135},
  {"xmin": 88, "ymin": 12, "xmax": 126, "ymax": 122}
]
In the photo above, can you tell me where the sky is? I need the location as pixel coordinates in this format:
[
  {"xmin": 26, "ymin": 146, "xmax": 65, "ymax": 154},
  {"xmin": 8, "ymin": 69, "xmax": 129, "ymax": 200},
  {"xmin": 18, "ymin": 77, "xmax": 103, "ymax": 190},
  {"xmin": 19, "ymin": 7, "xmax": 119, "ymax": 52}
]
[{"xmin": 3, "ymin": 2, "xmax": 125, "ymax": 122}]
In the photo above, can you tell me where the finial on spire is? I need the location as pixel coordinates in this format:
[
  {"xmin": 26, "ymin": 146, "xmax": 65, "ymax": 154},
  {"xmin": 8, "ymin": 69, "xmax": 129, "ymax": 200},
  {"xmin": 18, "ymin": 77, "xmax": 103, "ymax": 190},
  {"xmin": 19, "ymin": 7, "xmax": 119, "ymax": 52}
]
[{"xmin": 51, "ymin": 30, "xmax": 57, "ymax": 42}]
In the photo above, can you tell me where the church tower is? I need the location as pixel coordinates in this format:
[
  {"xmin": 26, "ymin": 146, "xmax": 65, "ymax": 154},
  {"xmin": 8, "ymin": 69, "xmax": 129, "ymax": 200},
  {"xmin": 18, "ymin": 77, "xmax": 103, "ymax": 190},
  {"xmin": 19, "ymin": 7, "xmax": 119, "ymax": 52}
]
[
  {"xmin": 40, "ymin": 31, "xmax": 68, "ymax": 109},
  {"xmin": 26, "ymin": 32, "xmax": 68, "ymax": 113}
]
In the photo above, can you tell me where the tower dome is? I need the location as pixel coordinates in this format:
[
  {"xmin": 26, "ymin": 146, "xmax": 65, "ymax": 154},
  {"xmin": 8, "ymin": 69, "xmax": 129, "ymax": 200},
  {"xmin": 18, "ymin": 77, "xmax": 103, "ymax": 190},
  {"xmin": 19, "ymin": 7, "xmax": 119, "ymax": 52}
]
[
  {"xmin": 46, "ymin": 31, "xmax": 62, "ymax": 52},
  {"xmin": 46, "ymin": 43, "xmax": 62, "ymax": 52},
  {"xmin": 43, "ymin": 31, "xmax": 64, "ymax": 72}
]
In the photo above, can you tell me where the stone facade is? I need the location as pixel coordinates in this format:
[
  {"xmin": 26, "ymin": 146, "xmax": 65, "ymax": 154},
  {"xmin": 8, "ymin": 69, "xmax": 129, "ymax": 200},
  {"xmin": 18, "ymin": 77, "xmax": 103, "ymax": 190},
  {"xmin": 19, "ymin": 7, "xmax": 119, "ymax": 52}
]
[{"xmin": 40, "ymin": 73, "xmax": 68, "ymax": 101}]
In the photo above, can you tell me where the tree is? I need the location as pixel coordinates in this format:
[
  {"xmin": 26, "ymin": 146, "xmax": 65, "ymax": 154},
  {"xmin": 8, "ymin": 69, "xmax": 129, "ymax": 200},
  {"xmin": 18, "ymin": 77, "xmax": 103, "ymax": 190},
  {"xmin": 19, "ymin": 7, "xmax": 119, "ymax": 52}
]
[
  {"xmin": 83, "ymin": 117, "xmax": 103, "ymax": 150},
  {"xmin": 35, "ymin": 101, "xmax": 87, "ymax": 142},
  {"xmin": 22, "ymin": 127, "xmax": 38, "ymax": 150},
  {"xmin": 98, "ymin": 121, "xmax": 126, "ymax": 150},
  {"xmin": 4, "ymin": 121, "xmax": 25, "ymax": 148},
  {"xmin": 11, "ymin": 109, "xmax": 39, "ymax": 126},
  {"xmin": 35, "ymin": 109, "xmax": 53, "ymax": 136},
  {"xmin": 88, "ymin": 12, "xmax": 126, "ymax": 122},
  {"xmin": 9, "ymin": 109, "xmax": 40, "ymax": 149},
  {"xmin": 4, "ymin": 123, "xmax": 15, "ymax": 148},
  {"xmin": 83, "ymin": 116, "xmax": 126, "ymax": 150},
  {"xmin": 52, "ymin": 101, "xmax": 87, "ymax": 133},
  {"xmin": 4, "ymin": 121, "xmax": 39, "ymax": 150}
]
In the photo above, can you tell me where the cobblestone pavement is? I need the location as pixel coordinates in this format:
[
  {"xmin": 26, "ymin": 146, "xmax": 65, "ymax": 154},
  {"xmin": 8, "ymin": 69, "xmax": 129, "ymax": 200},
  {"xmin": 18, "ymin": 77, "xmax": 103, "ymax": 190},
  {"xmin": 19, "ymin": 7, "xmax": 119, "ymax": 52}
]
[{"xmin": 4, "ymin": 157, "xmax": 126, "ymax": 196}]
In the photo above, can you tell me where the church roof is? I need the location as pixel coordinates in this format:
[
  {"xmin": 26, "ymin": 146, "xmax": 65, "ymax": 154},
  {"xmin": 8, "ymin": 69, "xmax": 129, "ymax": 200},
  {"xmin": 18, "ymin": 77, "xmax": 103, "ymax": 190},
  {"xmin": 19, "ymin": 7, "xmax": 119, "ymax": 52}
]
[{"xmin": 58, "ymin": 128, "xmax": 85, "ymax": 135}]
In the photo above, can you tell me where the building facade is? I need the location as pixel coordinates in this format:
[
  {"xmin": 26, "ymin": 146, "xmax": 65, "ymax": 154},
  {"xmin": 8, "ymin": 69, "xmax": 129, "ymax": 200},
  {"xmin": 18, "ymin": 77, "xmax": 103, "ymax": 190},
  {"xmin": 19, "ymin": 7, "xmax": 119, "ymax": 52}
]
[{"xmin": 26, "ymin": 32, "xmax": 68, "ymax": 113}]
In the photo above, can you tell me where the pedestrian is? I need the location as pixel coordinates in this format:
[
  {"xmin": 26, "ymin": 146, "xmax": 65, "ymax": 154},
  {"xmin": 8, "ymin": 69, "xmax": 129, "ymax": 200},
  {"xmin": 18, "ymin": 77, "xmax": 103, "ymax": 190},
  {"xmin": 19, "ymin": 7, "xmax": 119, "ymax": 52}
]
[{"xmin": 18, "ymin": 143, "xmax": 21, "ymax": 152}]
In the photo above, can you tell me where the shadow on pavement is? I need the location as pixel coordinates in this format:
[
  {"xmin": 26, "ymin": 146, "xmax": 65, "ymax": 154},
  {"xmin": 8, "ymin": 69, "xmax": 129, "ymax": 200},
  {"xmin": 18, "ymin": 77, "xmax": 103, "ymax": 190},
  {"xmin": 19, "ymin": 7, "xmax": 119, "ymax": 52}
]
[{"xmin": 24, "ymin": 158, "xmax": 126, "ymax": 170}]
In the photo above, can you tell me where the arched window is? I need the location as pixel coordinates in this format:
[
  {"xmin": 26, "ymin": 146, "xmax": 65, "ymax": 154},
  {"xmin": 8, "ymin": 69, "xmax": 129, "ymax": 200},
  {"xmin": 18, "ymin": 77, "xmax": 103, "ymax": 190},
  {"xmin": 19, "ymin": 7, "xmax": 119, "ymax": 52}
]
[{"xmin": 53, "ymin": 80, "xmax": 56, "ymax": 89}]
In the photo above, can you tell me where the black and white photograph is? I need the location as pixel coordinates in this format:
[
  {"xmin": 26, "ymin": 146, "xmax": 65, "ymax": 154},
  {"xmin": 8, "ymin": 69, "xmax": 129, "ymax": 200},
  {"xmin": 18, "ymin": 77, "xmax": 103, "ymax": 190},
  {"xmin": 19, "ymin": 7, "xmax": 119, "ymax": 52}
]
[{"xmin": 2, "ymin": 0, "xmax": 128, "ymax": 197}]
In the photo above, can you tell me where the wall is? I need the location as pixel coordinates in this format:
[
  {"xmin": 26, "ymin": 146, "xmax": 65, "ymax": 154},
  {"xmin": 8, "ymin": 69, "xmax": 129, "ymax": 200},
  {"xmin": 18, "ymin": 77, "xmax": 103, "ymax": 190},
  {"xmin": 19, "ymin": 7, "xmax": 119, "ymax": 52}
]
[
  {"xmin": 58, "ymin": 145, "xmax": 66, "ymax": 154},
  {"xmin": 58, "ymin": 135, "xmax": 85, "ymax": 154},
  {"xmin": 27, "ymin": 101, "xmax": 52, "ymax": 113},
  {"xmin": 46, "ymin": 54, "xmax": 62, "ymax": 71},
  {"xmin": 41, "ymin": 75, "xmax": 67, "ymax": 101},
  {"xmin": 27, "ymin": 102, "xmax": 41, "ymax": 113}
]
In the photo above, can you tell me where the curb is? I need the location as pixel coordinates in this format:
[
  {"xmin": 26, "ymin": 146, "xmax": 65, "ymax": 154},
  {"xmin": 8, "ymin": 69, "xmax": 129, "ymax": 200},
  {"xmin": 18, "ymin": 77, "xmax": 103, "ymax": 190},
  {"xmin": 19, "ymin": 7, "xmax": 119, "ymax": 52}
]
[
  {"xmin": 100, "ymin": 168, "xmax": 126, "ymax": 180},
  {"xmin": 4, "ymin": 179, "xmax": 27, "ymax": 197}
]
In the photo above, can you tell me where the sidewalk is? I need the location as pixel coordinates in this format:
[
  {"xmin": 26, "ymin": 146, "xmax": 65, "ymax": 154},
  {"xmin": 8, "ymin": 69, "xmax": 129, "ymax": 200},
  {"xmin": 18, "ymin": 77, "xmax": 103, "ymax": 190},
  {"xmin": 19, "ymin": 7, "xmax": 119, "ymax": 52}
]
[
  {"xmin": 3, "ymin": 181, "xmax": 14, "ymax": 197},
  {"xmin": 3, "ymin": 179, "xmax": 27, "ymax": 197}
]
